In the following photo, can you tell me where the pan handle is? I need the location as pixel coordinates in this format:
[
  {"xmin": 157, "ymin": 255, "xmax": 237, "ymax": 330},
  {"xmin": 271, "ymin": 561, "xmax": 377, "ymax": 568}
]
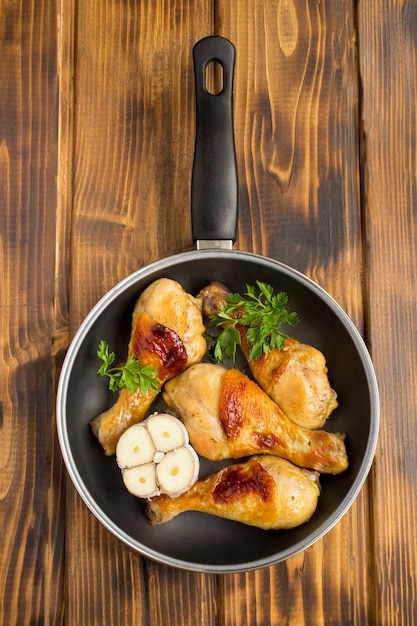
[{"xmin": 191, "ymin": 36, "xmax": 238, "ymax": 246}]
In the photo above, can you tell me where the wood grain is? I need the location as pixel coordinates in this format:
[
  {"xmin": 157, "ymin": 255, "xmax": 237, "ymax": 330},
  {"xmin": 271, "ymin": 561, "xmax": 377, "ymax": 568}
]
[
  {"xmin": 359, "ymin": 1, "xmax": 417, "ymax": 623},
  {"xmin": 0, "ymin": 0, "xmax": 64, "ymax": 624},
  {"xmin": 70, "ymin": 0, "xmax": 215, "ymax": 327}
]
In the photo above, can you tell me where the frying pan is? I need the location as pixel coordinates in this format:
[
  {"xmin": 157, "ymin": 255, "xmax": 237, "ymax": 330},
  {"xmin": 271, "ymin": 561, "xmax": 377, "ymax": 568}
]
[{"xmin": 57, "ymin": 36, "xmax": 379, "ymax": 573}]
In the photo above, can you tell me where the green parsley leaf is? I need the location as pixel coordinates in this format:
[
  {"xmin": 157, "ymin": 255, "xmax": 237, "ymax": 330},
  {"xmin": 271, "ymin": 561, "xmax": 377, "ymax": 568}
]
[
  {"xmin": 208, "ymin": 281, "xmax": 299, "ymax": 362},
  {"xmin": 97, "ymin": 340, "xmax": 160, "ymax": 394}
]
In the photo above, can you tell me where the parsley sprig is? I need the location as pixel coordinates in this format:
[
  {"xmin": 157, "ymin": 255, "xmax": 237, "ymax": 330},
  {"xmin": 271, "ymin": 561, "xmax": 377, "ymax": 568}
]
[
  {"xmin": 209, "ymin": 281, "xmax": 299, "ymax": 362},
  {"xmin": 97, "ymin": 340, "xmax": 160, "ymax": 394}
]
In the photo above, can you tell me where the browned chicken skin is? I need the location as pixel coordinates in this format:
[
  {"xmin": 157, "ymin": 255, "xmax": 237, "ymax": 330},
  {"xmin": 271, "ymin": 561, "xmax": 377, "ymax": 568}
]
[
  {"xmin": 90, "ymin": 279, "xmax": 207, "ymax": 455},
  {"xmin": 146, "ymin": 455, "xmax": 321, "ymax": 530},
  {"xmin": 241, "ymin": 334, "xmax": 338, "ymax": 429},
  {"xmin": 163, "ymin": 363, "xmax": 348, "ymax": 474},
  {"xmin": 199, "ymin": 281, "xmax": 338, "ymax": 429}
]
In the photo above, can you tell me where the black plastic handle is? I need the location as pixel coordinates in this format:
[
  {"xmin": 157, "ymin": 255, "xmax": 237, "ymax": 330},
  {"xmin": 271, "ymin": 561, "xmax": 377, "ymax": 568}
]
[{"xmin": 191, "ymin": 36, "xmax": 238, "ymax": 243}]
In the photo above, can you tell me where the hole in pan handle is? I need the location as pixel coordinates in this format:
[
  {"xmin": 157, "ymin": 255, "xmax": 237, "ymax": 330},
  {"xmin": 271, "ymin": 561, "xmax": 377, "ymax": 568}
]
[{"xmin": 191, "ymin": 36, "xmax": 238, "ymax": 248}]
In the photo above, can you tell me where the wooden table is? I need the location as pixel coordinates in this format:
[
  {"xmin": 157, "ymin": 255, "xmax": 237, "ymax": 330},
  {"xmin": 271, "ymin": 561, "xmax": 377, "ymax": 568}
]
[{"xmin": 1, "ymin": 1, "xmax": 416, "ymax": 623}]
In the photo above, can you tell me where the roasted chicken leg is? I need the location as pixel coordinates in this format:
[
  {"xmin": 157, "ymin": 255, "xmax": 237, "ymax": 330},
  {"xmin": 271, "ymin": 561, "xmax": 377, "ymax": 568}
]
[
  {"xmin": 90, "ymin": 278, "xmax": 206, "ymax": 455},
  {"xmin": 146, "ymin": 455, "xmax": 321, "ymax": 530},
  {"xmin": 200, "ymin": 281, "xmax": 338, "ymax": 429},
  {"xmin": 163, "ymin": 363, "xmax": 348, "ymax": 474}
]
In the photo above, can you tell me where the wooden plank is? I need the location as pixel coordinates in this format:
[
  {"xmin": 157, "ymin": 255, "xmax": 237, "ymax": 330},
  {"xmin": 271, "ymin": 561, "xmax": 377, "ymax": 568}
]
[
  {"xmin": 146, "ymin": 564, "xmax": 218, "ymax": 625},
  {"xmin": 358, "ymin": 1, "xmax": 417, "ymax": 623},
  {"xmin": 0, "ymin": 0, "xmax": 64, "ymax": 624},
  {"xmin": 216, "ymin": 1, "xmax": 374, "ymax": 624},
  {"xmin": 61, "ymin": 1, "xmax": 219, "ymax": 624}
]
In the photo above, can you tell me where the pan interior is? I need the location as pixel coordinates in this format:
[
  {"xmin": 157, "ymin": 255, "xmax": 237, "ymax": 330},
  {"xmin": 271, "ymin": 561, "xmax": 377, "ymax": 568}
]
[{"xmin": 58, "ymin": 250, "xmax": 379, "ymax": 572}]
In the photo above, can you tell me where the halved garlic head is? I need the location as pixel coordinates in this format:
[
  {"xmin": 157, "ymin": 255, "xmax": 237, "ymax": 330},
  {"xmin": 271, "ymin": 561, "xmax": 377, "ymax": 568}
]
[{"xmin": 115, "ymin": 413, "xmax": 199, "ymax": 499}]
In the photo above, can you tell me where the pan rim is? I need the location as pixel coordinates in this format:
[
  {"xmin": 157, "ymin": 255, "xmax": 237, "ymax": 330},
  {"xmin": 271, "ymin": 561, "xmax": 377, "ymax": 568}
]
[{"xmin": 56, "ymin": 249, "xmax": 380, "ymax": 573}]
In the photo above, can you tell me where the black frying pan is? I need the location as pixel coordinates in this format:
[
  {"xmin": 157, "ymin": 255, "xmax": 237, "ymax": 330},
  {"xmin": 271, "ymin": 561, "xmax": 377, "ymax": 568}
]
[{"xmin": 57, "ymin": 36, "xmax": 379, "ymax": 573}]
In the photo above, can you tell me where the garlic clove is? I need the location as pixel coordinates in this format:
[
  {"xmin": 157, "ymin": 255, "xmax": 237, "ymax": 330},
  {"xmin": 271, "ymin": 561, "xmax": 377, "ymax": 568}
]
[
  {"xmin": 116, "ymin": 424, "xmax": 156, "ymax": 469},
  {"xmin": 156, "ymin": 446, "xmax": 199, "ymax": 497},
  {"xmin": 122, "ymin": 463, "xmax": 159, "ymax": 498},
  {"xmin": 146, "ymin": 413, "xmax": 187, "ymax": 452}
]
